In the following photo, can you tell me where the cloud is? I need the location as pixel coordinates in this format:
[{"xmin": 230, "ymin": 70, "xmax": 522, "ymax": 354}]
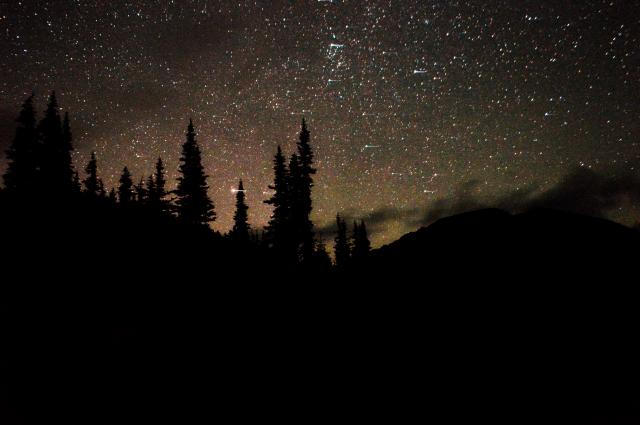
[
  {"xmin": 415, "ymin": 168, "xmax": 640, "ymax": 227},
  {"xmin": 315, "ymin": 205, "xmax": 422, "ymax": 241},
  {"xmin": 524, "ymin": 168, "xmax": 640, "ymax": 217},
  {"xmin": 333, "ymin": 168, "xmax": 640, "ymax": 240}
]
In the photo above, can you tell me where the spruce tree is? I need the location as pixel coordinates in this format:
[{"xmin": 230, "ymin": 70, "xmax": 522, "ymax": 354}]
[
  {"xmin": 264, "ymin": 146, "xmax": 290, "ymax": 256},
  {"xmin": 39, "ymin": 92, "xmax": 73, "ymax": 193},
  {"xmin": 294, "ymin": 118, "xmax": 316, "ymax": 263},
  {"xmin": 154, "ymin": 157, "xmax": 166, "ymax": 198},
  {"xmin": 98, "ymin": 178, "xmax": 106, "ymax": 198},
  {"xmin": 311, "ymin": 240, "xmax": 333, "ymax": 273},
  {"xmin": 334, "ymin": 214, "xmax": 350, "ymax": 268},
  {"xmin": 230, "ymin": 180, "xmax": 250, "ymax": 242},
  {"xmin": 352, "ymin": 220, "xmax": 371, "ymax": 263},
  {"xmin": 118, "ymin": 166, "xmax": 133, "ymax": 205},
  {"xmin": 146, "ymin": 174, "xmax": 156, "ymax": 202},
  {"xmin": 148, "ymin": 157, "xmax": 168, "ymax": 213},
  {"xmin": 288, "ymin": 152, "xmax": 302, "ymax": 259},
  {"xmin": 72, "ymin": 171, "xmax": 81, "ymax": 194},
  {"xmin": 351, "ymin": 220, "xmax": 359, "ymax": 252},
  {"xmin": 83, "ymin": 152, "xmax": 100, "ymax": 196},
  {"xmin": 175, "ymin": 119, "xmax": 215, "ymax": 225},
  {"xmin": 134, "ymin": 177, "xmax": 147, "ymax": 203},
  {"xmin": 3, "ymin": 94, "xmax": 39, "ymax": 194}
]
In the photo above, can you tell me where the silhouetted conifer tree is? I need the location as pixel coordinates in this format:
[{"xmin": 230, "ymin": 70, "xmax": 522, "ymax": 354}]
[
  {"xmin": 146, "ymin": 174, "xmax": 156, "ymax": 200},
  {"xmin": 83, "ymin": 152, "xmax": 100, "ymax": 196},
  {"xmin": 311, "ymin": 239, "xmax": 332, "ymax": 272},
  {"xmin": 108, "ymin": 188, "xmax": 117, "ymax": 203},
  {"xmin": 147, "ymin": 157, "xmax": 168, "ymax": 213},
  {"xmin": 352, "ymin": 220, "xmax": 359, "ymax": 247},
  {"xmin": 175, "ymin": 119, "xmax": 215, "ymax": 225},
  {"xmin": 352, "ymin": 220, "xmax": 371, "ymax": 263},
  {"xmin": 154, "ymin": 157, "xmax": 166, "ymax": 196},
  {"xmin": 334, "ymin": 214, "xmax": 350, "ymax": 268},
  {"xmin": 39, "ymin": 92, "xmax": 73, "ymax": 193},
  {"xmin": 3, "ymin": 94, "xmax": 39, "ymax": 194},
  {"xmin": 134, "ymin": 178, "xmax": 146, "ymax": 203},
  {"xmin": 98, "ymin": 178, "xmax": 106, "ymax": 198},
  {"xmin": 118, "ymin": 166, "xmax": 133, "ymax": 205},
  {"xmin": 264, "ymin": 146, "xmax": 291, "ymax": 258},
  {"xmin": 288, "ymin": 153, "xmax": 302, "ymax": 260},
  {"xmin": 293, "ymin": 118, "xmax": 316, "ymax": 263},
  {"xmin": 230, "ymin": 179, "xmax": 250, "ymax": 242}
]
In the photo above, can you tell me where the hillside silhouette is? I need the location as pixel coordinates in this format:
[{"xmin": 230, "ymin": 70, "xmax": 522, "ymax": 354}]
[
  {"xmin": 2, "ymin": 94, "xmax": 640, "ymax": 423},
  {"xmin": 369, "ymin": 207, "xmax": 639, "ymax": 280}
]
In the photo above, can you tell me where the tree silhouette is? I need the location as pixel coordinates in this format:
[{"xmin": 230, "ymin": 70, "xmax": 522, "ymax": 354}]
[
  {"xmin": 146, "ymin": 174, "xmax": 156, "ymax": 201},
  {"xmin": 288, "ymin": 152, "xmax": 302, "ymax": 260},
  {"xmin": 351, "ymin": 220, "xmax": 371, "ymax": 263},
  {"xmin": 118, "ymin": 166, "xmax": 133, "ymax": 205},
  {"xmin": 175, "ymin": 119, "xmax": 215, "ymax": 226},
  {"xmin": 147, "ymin": 157, "xmax": 168, "ymax": 213},
  {"xmin": 72, "ymin": 170, "xmax": 81, "ymax": 194},
  {"xmin": 230, "ymin": 180, "xmax": 250, "ymax": 243},
  {"xmin": 293, "ymin": 118, "xmax": 316, "ymax": 263},
  {"xmin": 134, "ymin": 177, "xmax": 147, "ymax": 203},
  {"xmin": 264, "ymin": 146, "xmax": 291, "ymax": 258},
  {"xmin": 334, "ymin": 214, "xmax": 350, "ymax": 268},
  {"xmin": 39, "ymin": 92, "xmax": 73, "ymax": 193},
  {"xmin": 311, "ymin": 239, "xmax": 332, "ymax": 272},
  {"xmin": 98, "ymin": 178, "xmax": 107, "ymax": 199},
  {"xmin": 83, "ymin": 152, "xmax": 100, "ymax": 196},
  {"xmin": 3, "ymin": 94, "xmax": 39, "ymax": 195}
]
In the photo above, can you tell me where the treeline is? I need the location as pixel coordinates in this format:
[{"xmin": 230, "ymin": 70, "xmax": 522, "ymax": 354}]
[{"xmin": 1, "ymin": 92, "xmax": 370, "ymax": 268}]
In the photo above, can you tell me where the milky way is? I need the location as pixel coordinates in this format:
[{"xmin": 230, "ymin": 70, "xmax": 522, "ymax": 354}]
[{"xmin": 1, "ymin": 0, "xmax": 638, "ymax": 246}]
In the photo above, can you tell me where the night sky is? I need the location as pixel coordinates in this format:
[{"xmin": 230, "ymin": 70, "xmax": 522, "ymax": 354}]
[{"xmin": 1, "ymin": 0, "xmax": 638, "ymax": 246}]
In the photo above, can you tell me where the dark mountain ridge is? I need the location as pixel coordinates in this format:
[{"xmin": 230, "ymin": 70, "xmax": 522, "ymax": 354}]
[{"xmin": 369, "ymin": 207, "xmax": 639, "ymax": 281}]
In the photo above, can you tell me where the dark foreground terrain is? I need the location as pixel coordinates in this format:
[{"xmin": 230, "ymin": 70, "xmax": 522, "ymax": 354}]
[{"xmin": 2, "ymin": 199, "xmax": 640, "ymax": 423}]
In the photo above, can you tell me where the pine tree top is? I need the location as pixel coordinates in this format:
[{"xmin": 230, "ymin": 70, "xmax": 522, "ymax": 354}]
[{"xmin": 46, "ymin": 91, "xmax": 58, "ymax": 110}]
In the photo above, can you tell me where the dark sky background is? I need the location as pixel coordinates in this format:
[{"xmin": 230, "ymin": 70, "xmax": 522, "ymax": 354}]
[{"xmin": 0, "ymin": 0, "xmax": 638, "ymax": 246}]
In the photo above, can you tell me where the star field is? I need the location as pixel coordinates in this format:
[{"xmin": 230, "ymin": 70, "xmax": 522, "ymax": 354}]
[{"xmin": 1, "ymin": 0, "xmax": 639, "ymax": 246}]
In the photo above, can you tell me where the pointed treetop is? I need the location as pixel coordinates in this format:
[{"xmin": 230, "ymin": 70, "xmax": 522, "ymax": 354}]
[
  {"xmin": 17, "ymin": 94, "xmax": 36, "ymax": 125},
  {"xmin": 24, "ymin": 92, "xmax": 34, "ymax": 105},
  {"xmin": 47, "ymin": 91, "xmax": 58, "ymax": 109},
  {"xmin": 176, "ymin": 118, "xmax": 215, "ymax": 225},
  {"xmin": 231, "ymin": 177, "xmax": 250, "ymax": 242},
  {"xmin": 118, "ymin": 166, "xmax": 133, "ymax": 204},
  {"xmin": 299, "ymin": 117, "xmax": 310, "ymax": 142}
]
